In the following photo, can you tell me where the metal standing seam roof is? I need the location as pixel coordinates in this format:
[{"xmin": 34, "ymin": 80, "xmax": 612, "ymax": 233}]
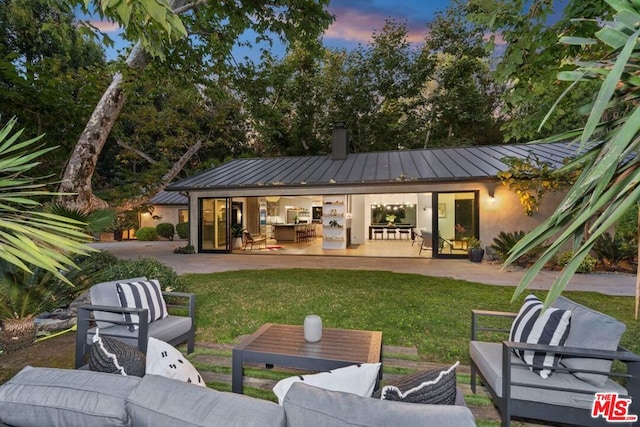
[
  {"xmin": 149, "ymin": 190, "xmax": 188, "ymax": 205},
  {"xmin": 166, "ymin": 141, "xmax": 583, "ymax": 192}
]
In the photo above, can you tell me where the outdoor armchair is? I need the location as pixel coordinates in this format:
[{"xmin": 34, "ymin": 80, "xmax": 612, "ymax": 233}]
[
  {"xmin": 469, "ymin": 297, "xmax": 640, "ymax": 427},
  {"xmin": 75, "ymin": 278, "xmax": 196, "ymax": 369}
]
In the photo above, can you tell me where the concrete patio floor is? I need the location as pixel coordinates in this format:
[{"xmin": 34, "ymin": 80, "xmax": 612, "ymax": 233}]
[{"xmin": 90, "ymin": 240, "xmax": 637, "ymax": 297}]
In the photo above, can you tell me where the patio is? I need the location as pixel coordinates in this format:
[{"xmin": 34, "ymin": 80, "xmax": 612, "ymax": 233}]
[{"xmin": 89, "ymin": 241, "xmax": 636, "ymax": 296}]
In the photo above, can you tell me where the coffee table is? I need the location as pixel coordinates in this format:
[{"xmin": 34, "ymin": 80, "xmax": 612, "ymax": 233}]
[{"xmin": 231, "ymin": 323, "xmax": 383, "ymax": 394}]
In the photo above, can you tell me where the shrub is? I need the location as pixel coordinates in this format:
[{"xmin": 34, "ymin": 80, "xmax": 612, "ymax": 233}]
[
  {"xmin": 174, "ymin": 244, "xmax": 195, "ymax": 254},
  {"xmin": 176, "ymin": 222, "xmax": 189, "ymax": 239},
  {"xmin": 0, "ymin": 251, "xmax": 122, "ymax": 314},
  {"xmin": 489, "ymin": 230, "xmax": 547, "ymax": 266},
  {"xmin": 96, "ymin": 257, "xmax": 185, "ymax": 292},
  {"xmin": 593, "ymin": 232, "xmax": 636, "ymax": 265},
  {"xmin": 490, "ymin": 230, "xmax": 527, "ymax": 261},
  {"xmin": 135, "ymin": 227, "xmax": 157, "ymax": 241},
  {"xmin": 156, "ymin": 223, "xmax": 175, "ymax": 240},
  {"xmin": 556, "ymin": 251, "xmax": 597, "ymax": 273}
]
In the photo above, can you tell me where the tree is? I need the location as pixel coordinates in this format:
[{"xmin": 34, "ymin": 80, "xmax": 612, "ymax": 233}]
[
  {"xmin": 338, "ymin": 20, "xmax": 425, "ymax": 152},
  {"xmin": 95, "ymin": 64, "xmax": 248, "ymax": 208},
  {"xmin": 0, "ymin": 0, "xmax": 108, "ymax": 175},
  {"xmin": 417, "ymin": 2, "xmax": 504, "ymax": 147},
  {"xmin": 503, "ymin": 0, "xmax": 640, "ymax": 318},
  {"xmin": 57, "ymin": 0, "xmax": 333, "ymax": 211},
  {"xmin": 468, "ymin": 0, "xmax": 611, "ymax": 142}
]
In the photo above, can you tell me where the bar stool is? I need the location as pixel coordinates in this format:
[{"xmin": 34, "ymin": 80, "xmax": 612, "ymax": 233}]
[
  {"xmin": 296, "ymin": 226, "xmax": 307, "ymax": 243},
  {"xmin": 373, "ymin": 228, "xmax": 384, "ymax": 239},
  {"xmin": 399, "ymin": 228, "xmax": 410, "ymax": 240},
  {"xmin": 386, "ymin": 228, "xmax": 397, "ymax": 239}
]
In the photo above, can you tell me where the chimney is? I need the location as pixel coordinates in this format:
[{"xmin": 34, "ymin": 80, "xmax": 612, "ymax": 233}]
[{"xmin": 331, "ymin": 122, "xmax": 349, "ymax": 160}]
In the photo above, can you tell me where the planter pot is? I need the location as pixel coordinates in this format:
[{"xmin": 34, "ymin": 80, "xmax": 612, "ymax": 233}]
[
  {"xmin": 468, "ymin": 248, "xmax": 485, "ymax": 263},
  {"xmin": 233, "ymin": 237, "xmax": 243, "ymax": 250},
  {"xmin": 0, "ymin": 318, "xmax": 36, "ymax": 353}
]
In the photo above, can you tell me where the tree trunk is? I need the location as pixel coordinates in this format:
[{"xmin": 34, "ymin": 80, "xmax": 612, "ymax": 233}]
[
  {"xmin": 57, "ymin": 42, "xmax": 152, "ymax": 211},
  {"xmin": 57, "ymin": 73, "xmax": 126, "ymax": 211}
]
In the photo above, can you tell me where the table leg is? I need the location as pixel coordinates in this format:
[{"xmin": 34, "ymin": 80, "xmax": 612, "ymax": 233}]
[{"xmin": 231, "ymin": 348, "xmax": 243, "ymax": 394}]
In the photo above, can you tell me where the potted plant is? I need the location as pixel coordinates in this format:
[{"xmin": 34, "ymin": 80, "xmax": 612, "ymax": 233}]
[
  {"xmin": 107, "ymin": 212, "xmax": 137, "ymax": 241},
  {"xmin": 467, "ymin": 237, "xmax": 484, "ymax": 262},
  {"xmin": 0, "ymin": 262, "xmax": 49, "ymax": 353},
  {"xmin": 231, "ymin": 224, "xmax": 245, "ymax": 249},
  {"xmin": 385, "ymin": 214, "xmax": 396, "ymax": 225}
]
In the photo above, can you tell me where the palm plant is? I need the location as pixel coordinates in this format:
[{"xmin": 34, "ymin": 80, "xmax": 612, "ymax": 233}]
[
  {"xmin": 0, "ymin": 118, "xmax": 93, "ymax": 286},
  {"xmin": 44, "ymin": 204, "xmax": 116, "ymax": 236},
  {"xmin": 505, "ymin": 0, "xmax": 640, "ymax": 316}
]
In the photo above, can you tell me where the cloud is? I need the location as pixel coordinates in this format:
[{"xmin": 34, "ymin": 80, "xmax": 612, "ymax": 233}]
[
  {"xmin": 86, "ymin": 19, "xmax": 121, "ymax": 33},
  {"xmin": 325, "ymin": 3, "xmax": 431, "ymax": 46}
]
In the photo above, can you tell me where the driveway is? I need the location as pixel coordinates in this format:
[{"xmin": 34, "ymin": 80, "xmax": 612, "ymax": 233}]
[{"xmin": 90, "ymin": 241, "xmax": 637, "ymax": 297}]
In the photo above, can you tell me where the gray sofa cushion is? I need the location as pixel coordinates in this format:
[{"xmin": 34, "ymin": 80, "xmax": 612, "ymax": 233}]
[
  {"xmin": 0, "ymin": 366, "xmax": 140, "ymax": 427},
  {"xmin": 125, "ymin": 374, "xmax": 286, "ymax": 427},
  {"xmin": 470, "ymin": 341, "xmax": 627, "ymax": 410},
  {"xmin": 552, "ymin": 296, "xmax": 626, "ymax": 387},
  {"xmin": 283, "ymin": 382, "xmax": 477, "ymax": 427},
  {"xmin": 86, "ymin": 315, "xmax": 192, "ymax": 347}
]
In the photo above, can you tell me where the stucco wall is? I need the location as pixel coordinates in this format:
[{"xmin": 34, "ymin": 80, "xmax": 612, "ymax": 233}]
[
  {"xmin": 140, "ymin": 205, "xmax": 188, "ymax": 238},
  {"xmin": 480, "ymin": 184, "xmax": 566, "ymax": 249}
]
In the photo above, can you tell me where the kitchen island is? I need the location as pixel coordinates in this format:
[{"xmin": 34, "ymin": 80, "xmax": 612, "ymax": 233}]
[{"xmin": 272, "ymin": 223, "xmax": 309, "ymax": 242}]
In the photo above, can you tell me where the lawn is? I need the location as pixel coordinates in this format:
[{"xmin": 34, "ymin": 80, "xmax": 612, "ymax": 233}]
[{"xmin": 183, "ymin": 269, "xmax": 640, "ymax": 364}]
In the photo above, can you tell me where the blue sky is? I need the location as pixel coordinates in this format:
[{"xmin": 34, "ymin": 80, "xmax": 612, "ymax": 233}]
[{"xmin": 95, "ymin": 0, "xmax": 451, "ymax": 61}]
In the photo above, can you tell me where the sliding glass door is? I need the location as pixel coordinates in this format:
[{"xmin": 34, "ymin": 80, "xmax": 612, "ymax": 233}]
[
  {"xmin": 434, "ymin": 191, "xmax": 479, "ymax": 258},
  {"xmin": 199, "ymin": 198, "xmax": 231, "ymax": 252}
]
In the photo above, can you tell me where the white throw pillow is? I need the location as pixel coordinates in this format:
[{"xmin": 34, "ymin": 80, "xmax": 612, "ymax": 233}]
[
  {"xmin": 272, "ymin": 362, "xmax": 381, "ymax": 405},
  {"xmin": 145, "ymin": 337, "xmax": 205, "ymax": 387}
]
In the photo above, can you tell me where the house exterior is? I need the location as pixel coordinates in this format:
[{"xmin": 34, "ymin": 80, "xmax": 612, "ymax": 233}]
[
  {"xmin": 165, "ymin": 127, "xmax": 576, "ymax": 258},
  {"xmin": 140, "ymin": 190, "xmax": 189, "ymax": 231}
]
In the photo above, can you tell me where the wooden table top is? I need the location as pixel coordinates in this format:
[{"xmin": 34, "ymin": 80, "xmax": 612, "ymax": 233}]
[{"xmin": 235, "ymin": 323, "xmax": 382, "ymax": 364}]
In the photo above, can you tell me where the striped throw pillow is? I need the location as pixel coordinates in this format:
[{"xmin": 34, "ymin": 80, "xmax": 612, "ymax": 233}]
[
  {"xmin": 509, "ymin": 294, "xmax": 571, "ymax": 379},
  {"xmin": 116, "ymin": 280, "xmax": 168, "ymax": 331}
]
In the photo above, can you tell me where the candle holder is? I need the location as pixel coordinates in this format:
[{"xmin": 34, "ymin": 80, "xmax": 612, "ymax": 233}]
[{"xmin": 303, "ymin": 315, "xmax": 322, "ymax": 342}]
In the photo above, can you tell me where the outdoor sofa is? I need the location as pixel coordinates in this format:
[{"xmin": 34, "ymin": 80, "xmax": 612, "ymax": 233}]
[
  {"xmin": 0, "ymin": 366, "xmax": 477, "ymax": 426},
  {"xmin": 470, "ymin": 295, "xmax": 640, "ymax": 427},
  {"xmin": 75, "ymin": 277, "xmax": 196, "ymax": 368}
]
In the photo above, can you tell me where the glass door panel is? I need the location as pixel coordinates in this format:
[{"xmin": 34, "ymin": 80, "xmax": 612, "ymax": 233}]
[
  {"xmin": 200, "ymin": 198, "xmax": 230, "ymax": 252},
  {"xmin": 435, "ymin": 191, "xmax": 478, "ymax": 257}
]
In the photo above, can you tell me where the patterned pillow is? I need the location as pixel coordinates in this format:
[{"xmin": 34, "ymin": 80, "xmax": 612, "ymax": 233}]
[
  {"xmin": 510, "ymin": 294, "xmax": 572, "ymax": 379},
  {"xmin": 273, "ymin": 363, "xmax": 381, "ymax": 405},
  {"xmin": 116, "ymin": 279, "xmax": 168, "ymax": 331},
  {"xmin": 89, "ymin": 329, "xmax": 146, "ymax": 377},
  {"xmin": 373, "ymin": 362, "xmax": 458, "ymax": 405},
  {"xmin": 146, "ymin": 337, "xmax": 205, "ymax": 387}
]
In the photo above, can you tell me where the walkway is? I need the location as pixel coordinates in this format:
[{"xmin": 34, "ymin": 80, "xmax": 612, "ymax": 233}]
[{"xmin": 90, "ymin": 241, "xmax": 636, "ymax": 297}]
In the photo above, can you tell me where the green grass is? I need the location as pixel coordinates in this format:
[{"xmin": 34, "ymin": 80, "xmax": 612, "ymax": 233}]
[{"xmin": 183, "ymin": 268, "xmax": 640, "ymax": 365}]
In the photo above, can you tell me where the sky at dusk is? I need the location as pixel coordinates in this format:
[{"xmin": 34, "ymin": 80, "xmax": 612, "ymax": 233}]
[{"xmin": 96, "ymin": 0, "xmax": 453, "ymax": 61}]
